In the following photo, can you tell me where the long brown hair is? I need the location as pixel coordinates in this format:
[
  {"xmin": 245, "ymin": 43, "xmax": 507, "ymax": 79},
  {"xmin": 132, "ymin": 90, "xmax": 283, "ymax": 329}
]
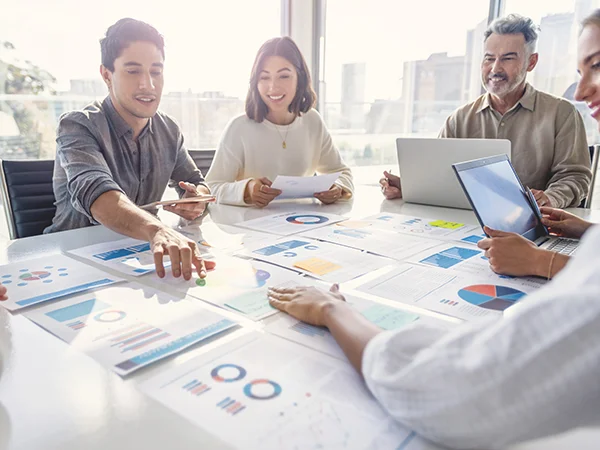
[{"xmin": 245, "ymin": 36, "xmax": 316, "ymax": 123}]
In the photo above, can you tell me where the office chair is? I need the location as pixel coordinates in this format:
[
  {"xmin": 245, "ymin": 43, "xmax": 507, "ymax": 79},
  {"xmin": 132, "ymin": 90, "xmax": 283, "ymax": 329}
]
[
  {"xmin": 0, "ymin": 159, "xmax": 56, "ymax": 239},
  {"xmin": 584, "ymin": 144, "xmax": 599, "ymax": 209},
  {"xmin": 188, "ymin": 149, "xmax": 217, "ymax": 177}
]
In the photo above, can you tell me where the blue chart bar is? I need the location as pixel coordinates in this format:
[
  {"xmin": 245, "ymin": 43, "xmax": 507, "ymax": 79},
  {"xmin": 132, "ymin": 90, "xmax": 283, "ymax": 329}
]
[
  {"xmin": 45, "ymin": 298, "xmax": 109, "ymax": 322},
  {"xmin": 217, "ymin": 397, "xmax": 235, "ymax": 408},
  {"xmin": 253, "ymin": 240, "xmax": 309, "ymax": 256},
  {"xmin": 291, "ymin": 322, "xmax": 327, "ymax": 337},
  {"xmin": 127, "ymin": 243, "xmax": 151, "ymax": 253},
  {"xmin": 94, "ymin": 248, "xmax": 136, "ymax": 261},
  {"xmin": 17, "ymin": 279, "xmax": 116, "ymax": 306},
  {"xmin": 183, "ymin": 379, "xmax": 200, "ymax": 390},
  {"xmin": 420, "ymin": 247, "xmax": 480, "ymax": 269},
  {"xmin": 114, "ymin": 318, "xmax": 236, "ymax": 372}
]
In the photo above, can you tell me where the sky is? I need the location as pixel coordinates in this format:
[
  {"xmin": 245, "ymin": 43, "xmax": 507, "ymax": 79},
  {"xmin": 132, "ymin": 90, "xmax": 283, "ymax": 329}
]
[{"xmin": 0, "ymin": 0, "xmax": 586, "ymax": 102}]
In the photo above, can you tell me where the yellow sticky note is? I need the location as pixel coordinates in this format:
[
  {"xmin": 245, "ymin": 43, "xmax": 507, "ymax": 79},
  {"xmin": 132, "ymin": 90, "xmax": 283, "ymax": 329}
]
[
  {"xmin": 337, "ymin": 220, "xmax": 370, "ymax": 229},
  {"xmin": 428, "ymin": 220, "xmax": 464, "ymax": 230},
  {"xmin": 294, "ymin": 258, "xmax": 342, "ymax": 276}
]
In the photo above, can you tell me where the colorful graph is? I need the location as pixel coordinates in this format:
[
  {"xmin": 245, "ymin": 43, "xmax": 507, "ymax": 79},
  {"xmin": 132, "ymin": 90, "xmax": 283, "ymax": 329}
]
[
  {"xmin": 243, "ymin": 379, "xmax": 282, "ymax": 400},
  {"xmin": 217, "ymin": 396, "xmax": 246, "ymax": 415},
  {"xmin": 45, "ymin": 298, "xmax": 110, "ymax": 331},
  {"xmin": 182, "ymin": 379, "xmax": 211, "ymax": 397},
  {"xmin": 458, "ymin": 285, "xmax": 525, "ymax": 311},
  {"xmin": 332, "ymin": 228, "xmax": 369, "ymax": 239},
  {"xmin": 420, "ymin": 247, "xmax": 480, "ymax": 269},
  {"xmin": 107, "ymin": 323, "xmax": 171, "ymax": 352},
  {"xmin": 286, "ymin": 215, "xmax": 329, "ymax": 225},
  {"xmin": 2, "ymin": 266, "xmax": 69, "ymax": 287},
  {"xmin": 462, "ymin": 234, "xmax": 485, "ymax": 244},
  {"xmin": 211, "ymin": 364, "xmax": 247, "ymax": 383}
]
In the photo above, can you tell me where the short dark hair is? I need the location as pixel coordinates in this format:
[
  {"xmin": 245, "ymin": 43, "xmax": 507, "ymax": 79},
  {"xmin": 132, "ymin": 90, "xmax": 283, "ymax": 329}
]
[
  {"xmin": 100, "ymin": 18, "xmax": 165, "ymax": 72},
  {"xmin": 245, "ymin": 36, "xmax": 316, "ymax": 122}
]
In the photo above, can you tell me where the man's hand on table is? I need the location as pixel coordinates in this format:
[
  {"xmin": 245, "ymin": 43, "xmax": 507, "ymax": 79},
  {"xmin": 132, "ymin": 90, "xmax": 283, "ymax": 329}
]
[{"xmin": 148, "ymin": 225, "xmax": 216, "ymax": 279}]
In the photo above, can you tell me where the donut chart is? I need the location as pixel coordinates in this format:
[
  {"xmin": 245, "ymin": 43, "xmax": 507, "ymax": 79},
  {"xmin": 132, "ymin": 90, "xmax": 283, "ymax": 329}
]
[
  {"xmin": 211, "ymin": 364, "xmax": 247, "ymax": 383},
  {"xmin": 93, "ymin": 310, "xmax": 127, "ymax": 322},
  {"xmin": 285, "ymin": 215, "xmax": 329, "ymax": 225},
  {"xmin": 458, "ymin": 285, "xmax": 525, "ymax": 311},
  {"xmin": 243, "ymin": 379, "xmax": 282, "ymax": 400}
]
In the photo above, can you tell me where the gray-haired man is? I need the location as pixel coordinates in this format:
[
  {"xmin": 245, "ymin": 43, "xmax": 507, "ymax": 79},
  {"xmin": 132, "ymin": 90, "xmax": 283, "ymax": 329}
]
[{"xmin": 381, "ymin": 14, "xmax": 591, "ymax": 208}]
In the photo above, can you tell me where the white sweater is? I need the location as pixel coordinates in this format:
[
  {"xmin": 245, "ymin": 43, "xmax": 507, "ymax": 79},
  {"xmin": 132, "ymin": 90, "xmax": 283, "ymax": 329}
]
[{"xmin": 205, "ymin": 109, "xmax": 354, "ymax": 206}]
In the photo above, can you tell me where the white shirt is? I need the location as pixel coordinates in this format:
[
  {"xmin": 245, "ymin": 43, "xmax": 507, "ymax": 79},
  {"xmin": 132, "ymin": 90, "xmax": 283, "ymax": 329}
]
[
  {"xmin": 362, "ymin": 225, "xmax": 600, "ymax": 449},
  {"xmin": 205, "ymin": 109, "xmax": 354, "ymax": 206}
]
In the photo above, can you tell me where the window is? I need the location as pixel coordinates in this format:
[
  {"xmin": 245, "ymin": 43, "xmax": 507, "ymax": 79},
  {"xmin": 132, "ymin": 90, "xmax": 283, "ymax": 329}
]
[
  {"xmin": 0, "ymin": 0, "xmax": 280, "ymax": 159},
  {"xmin": 322, "ymin": 0, "xmax": 490, "ymax": 167},
  {"xmin": 503, "ymin": 0, "xmax": 600, "ymax": 144}
]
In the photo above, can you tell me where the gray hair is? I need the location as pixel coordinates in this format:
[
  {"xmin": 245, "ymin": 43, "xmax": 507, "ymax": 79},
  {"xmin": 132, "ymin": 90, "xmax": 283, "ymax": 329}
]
[{"xmin": 484, "ymin": 14, "xmax": 540, "ymax": 56}]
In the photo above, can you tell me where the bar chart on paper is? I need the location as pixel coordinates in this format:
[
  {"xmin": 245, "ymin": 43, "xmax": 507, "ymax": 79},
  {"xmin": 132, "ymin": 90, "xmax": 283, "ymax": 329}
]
[
  {"xmin": 25, "ymin": 283, "xmax": 237, "ymax": 376},
  {"xmin": 0, "ymin": 254, "xmax": 121, "ymax": 311},
  {"xmin": 245, "ymin": 237, "xmax": 391, "ymax": 283},
  {"xmin": 68, "ymin": 238, "xmax": 171, "ymax": 276},
  {"xmin": 141, "ymin": 333, "xmax": 418, "ymax": 449}
]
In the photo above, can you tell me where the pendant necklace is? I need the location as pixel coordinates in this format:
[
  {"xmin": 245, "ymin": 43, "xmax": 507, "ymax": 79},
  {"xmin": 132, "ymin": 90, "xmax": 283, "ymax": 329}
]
[{"xmin": 273, "ymin": 123, "xmax": 290, "ymax": 149}]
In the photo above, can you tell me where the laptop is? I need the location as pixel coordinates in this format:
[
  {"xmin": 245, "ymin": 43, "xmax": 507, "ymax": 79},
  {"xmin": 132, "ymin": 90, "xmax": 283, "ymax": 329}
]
[
  {"xmin": 452, "ymin": 154, "xmax": 578, "ymax": 255},
  {"xmin": 396, "ymin": 138, "xmax": 511, "ymax": 209}
]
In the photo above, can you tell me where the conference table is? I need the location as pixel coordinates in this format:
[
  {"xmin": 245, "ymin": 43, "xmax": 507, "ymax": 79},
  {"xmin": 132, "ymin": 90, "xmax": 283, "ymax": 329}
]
[{"xmin": 0, "ymin": 184, "xmax": 599, "ymax": 450}]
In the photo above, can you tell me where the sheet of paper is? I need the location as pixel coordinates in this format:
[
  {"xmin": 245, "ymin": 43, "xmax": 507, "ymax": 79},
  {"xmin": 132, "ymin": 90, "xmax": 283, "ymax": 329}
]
[
  {"xmin": 355, "ymin": 262, "xmax": 544, "ymax": 322},
  {"xmin": 156, "ymin": 256, "xmax": 304, "ymax": 320},
  {"xmin": 24, "ymin": 282, "xmax": 237, "ymax": 376},
  {"xmin": 68, "ymin": 238, "xmax": 170, "ymax": 276},
  {"xmin": 0, "ymin": 254, "xmax": 122, "ymax": 311},
  {"xmin": 302, "ymin": 224, "xmax": 442, "ymax": 262},
  {"xmin": 266, "ymin": 292, "xmax": 420, "ymax": 361},
  {"xmin": 407, "ymin": 243, "xmax": 548, "ymax": 288},
  {"xmin": 178, "ymin": 222, "xmax": 273, "ymax": 256},
  {"xmin": 140, "ymin": 332, "xmax": 426, "ymax": 450},
  {"xmin": 234, "ymin": 211, "xmax": 347, "ymax": 236},
  {"xmin": 242, "ymin": 236, "xmax": 392, "ymax": 283},
  {"xmin": 342, "ymin": 213, "xmax": 481, "ymax": 240},
  {"xmin": 270, "ymin": 172, "xmax": 342, "ymax": 199}
]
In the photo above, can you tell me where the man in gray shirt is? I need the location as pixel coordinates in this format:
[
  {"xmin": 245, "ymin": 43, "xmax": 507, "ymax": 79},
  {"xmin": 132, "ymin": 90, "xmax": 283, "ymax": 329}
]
[{"xmin": 45, "ymin": 18, "xmax": 213, "ymax": 280}]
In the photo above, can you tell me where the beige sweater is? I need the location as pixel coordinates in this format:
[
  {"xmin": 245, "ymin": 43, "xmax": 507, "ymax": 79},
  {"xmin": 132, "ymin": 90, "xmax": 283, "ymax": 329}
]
[{"xmin": 206, "ymin": 109, "xmax": 354, "ymax": 206}]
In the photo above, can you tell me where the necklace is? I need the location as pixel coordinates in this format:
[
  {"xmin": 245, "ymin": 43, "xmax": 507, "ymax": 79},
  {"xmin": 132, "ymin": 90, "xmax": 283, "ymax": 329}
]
[{"xmin": 272, "ymin": 123, "xmax": 290, "ymax": 149}]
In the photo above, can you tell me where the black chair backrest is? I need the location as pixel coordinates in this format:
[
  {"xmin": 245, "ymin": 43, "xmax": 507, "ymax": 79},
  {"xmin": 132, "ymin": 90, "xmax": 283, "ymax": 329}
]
[
  {"xmin": 0, "ymin": 159, "xmax": 56, "ymax": 239},
  {"xmin": 188, "ymin": 149, "xmax": 216, "ymax": 176}
]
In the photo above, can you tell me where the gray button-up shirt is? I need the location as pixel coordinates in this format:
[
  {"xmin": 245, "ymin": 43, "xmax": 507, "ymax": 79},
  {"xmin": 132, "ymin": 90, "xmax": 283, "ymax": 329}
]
[{"xmin": 45, "ymin": 97, "xmax": 206, "ymax": 233}]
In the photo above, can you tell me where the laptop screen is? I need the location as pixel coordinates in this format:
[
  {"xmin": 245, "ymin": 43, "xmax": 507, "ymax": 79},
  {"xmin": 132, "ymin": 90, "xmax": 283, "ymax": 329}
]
[{"xmin": 453, "ymin": 155, "xmax": 546, "ymax": 240}]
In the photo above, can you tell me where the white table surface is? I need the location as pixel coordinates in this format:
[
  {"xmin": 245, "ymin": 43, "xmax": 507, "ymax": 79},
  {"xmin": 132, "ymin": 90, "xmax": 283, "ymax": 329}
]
[{"xmin": 1, "ymin": 185, "xmax": 599, "ymax": 450}]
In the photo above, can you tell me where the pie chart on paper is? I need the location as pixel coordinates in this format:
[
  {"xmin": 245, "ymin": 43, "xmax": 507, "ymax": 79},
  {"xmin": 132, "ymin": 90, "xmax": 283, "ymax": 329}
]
[{"xmin": 458, "ymin": 285, "xmax": 525, "ymax": 311}]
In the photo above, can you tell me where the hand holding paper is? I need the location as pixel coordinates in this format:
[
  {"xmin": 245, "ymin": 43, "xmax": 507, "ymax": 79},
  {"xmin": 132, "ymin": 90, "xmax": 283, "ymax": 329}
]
[{"xmin": 271, "ymin": 172, "xmax": 342, "ymax": 199}]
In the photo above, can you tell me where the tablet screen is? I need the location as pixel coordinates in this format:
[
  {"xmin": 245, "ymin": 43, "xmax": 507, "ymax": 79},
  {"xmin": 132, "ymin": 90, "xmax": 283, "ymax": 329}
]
[{"xmin": 456, "ymin": 158, "xmax": 543, "ymax": 238}]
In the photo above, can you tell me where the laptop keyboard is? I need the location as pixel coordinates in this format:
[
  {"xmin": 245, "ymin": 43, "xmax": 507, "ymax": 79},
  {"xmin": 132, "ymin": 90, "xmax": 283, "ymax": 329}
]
[{"xmin": 545, "ymin": 238, "xmax": 578, "ymax": 255}]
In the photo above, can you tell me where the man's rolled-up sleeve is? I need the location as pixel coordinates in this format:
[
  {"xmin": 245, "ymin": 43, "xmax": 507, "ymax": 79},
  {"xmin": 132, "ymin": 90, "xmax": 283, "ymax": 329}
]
[{"xmin": 56, "ymin": 117, "xmax": 124, "ymax": 221}]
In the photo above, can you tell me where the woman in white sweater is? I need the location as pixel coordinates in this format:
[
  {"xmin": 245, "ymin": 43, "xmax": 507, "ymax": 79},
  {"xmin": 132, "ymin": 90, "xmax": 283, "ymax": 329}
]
[{"xmin": 206, "ymin": 37, "xmax": 353, "ymax": 207}]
